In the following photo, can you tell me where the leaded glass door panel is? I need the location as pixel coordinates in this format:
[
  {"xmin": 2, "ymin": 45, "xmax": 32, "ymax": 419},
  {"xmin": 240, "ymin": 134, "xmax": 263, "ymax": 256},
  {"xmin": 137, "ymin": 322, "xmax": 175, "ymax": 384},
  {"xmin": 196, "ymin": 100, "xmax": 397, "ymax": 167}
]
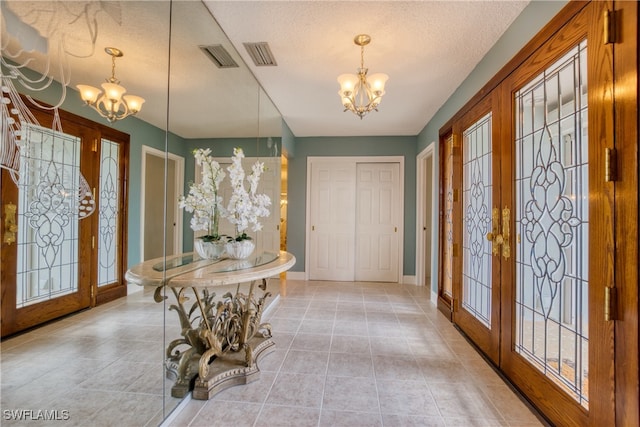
[
  {"xmin": 499, "ymin": 2, "xmax": 616, "ymax": 425},
  {"xmin": 437, "ymin": 133, "xmax": 454, "ymax": 319},
  {"xmin": 450, "ymin": 93, "xmax": 501, "ymax": 363}
]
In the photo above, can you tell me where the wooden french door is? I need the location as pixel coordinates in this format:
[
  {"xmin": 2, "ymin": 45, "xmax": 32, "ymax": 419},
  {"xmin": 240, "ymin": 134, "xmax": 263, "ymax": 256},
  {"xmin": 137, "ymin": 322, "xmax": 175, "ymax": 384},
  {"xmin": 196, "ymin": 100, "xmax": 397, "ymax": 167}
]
[
  {"xmin": 1, "ymin": 101, "xmax": 129, "ymax": 336},
  {"xmin": 450, "ymin": 92, "xmax": 501, "ymax": 363},
  {"xmin": 442, "ymin": 1, "xmax": 638, "ymax": 425}
]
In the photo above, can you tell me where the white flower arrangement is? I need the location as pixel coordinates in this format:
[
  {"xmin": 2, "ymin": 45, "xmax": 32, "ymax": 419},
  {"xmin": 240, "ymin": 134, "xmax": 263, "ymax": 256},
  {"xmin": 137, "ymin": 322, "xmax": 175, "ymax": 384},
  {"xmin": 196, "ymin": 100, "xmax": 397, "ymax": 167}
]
[
  {"xmin": 178, "ymin": 148, "xmax": 226, "ymax": 241},
  {"xmin": 179, "ymin": 147, "xmax": 271, "ymax": 243},
  {"xmin": 225, "ymin": 147, "xmax": 271, "ymax": 241}
]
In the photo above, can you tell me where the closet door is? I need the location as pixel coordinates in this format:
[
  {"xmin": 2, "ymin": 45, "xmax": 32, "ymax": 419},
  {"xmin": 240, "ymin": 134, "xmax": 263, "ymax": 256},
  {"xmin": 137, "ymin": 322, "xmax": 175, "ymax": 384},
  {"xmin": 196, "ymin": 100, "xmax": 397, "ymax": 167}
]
[
  {"xmin": 308, "ymin": 159, "xmax": 356, "ymax": 281},
  {"xmin": 355, "ymin": 162, "xmax": 400, "ymax": 282},
  {"xmin": 308, "ymin": 158, "xmax": 402, "ymax": 282}
]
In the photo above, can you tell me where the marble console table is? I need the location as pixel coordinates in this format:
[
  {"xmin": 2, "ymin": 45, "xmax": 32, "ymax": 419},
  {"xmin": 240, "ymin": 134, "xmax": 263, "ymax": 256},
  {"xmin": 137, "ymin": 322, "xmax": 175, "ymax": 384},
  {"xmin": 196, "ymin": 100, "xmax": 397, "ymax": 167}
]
[{"xmin": 125, "ymin": 251, "xmax": 295, "ymax": 399}]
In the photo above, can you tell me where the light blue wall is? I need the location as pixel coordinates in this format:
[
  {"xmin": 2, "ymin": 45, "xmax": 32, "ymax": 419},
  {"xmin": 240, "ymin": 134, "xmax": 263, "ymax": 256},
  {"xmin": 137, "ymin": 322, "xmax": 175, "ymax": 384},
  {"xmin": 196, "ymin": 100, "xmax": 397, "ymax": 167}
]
[
  {"xmin": 286, "ymin": 136, "xmax": 417, "ymax": 274},
  {"xmin": 416, "ymin": 0, "xmax": 568, "ymax": 294},
  {"xmin": 281, "ymin": 120, "xmax": 296, "ymax": 157}
]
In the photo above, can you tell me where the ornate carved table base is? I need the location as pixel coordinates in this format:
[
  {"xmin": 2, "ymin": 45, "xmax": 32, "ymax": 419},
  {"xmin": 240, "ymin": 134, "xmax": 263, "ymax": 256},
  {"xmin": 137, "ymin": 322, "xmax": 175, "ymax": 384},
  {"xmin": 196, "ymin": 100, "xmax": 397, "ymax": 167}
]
[
  {"xmin": 159, "ymin": 278, "xmax": 274, "ymax": 399},
  {"xmin": 125, "ymin": 251, "xmax": 296, "ymax": 400},
  {"xmin": 192, "ymin": 334, "xmax": 275, "ymax": 400}
]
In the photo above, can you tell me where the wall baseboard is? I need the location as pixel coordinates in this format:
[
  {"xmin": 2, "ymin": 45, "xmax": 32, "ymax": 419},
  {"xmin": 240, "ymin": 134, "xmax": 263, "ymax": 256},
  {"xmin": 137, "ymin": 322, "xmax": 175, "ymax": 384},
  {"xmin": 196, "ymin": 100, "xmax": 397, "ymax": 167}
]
[
  {"xmin": 402, "ymin": 275, "xmax": 417, "ymax": 285},
  {"xmin": 286, "ymin": 271, "xmax": 306, "ymax": 281},
  {"xmin": 431, "ymin": 290, "xmax": 438, "ymax": 306}
]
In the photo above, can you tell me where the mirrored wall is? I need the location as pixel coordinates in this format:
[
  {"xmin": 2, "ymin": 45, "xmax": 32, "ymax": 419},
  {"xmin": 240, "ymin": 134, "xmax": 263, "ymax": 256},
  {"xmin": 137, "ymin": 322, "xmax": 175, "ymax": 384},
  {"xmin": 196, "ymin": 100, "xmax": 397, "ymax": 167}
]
[{"xmin": 1, "ymin": 0, "xmax": 282, "ymax": 423}]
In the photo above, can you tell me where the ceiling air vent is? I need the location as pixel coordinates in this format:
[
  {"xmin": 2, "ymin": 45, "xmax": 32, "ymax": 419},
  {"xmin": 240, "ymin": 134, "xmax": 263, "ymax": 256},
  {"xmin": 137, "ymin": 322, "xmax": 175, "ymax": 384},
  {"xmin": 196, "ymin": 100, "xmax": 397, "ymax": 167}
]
[
  {"xmin": 243, "ymin": 42, "xmax": 277, "ymax": 66},
  {"xmin": 199, "ymin": 44, "xmax": 239, "ymax": 68}
]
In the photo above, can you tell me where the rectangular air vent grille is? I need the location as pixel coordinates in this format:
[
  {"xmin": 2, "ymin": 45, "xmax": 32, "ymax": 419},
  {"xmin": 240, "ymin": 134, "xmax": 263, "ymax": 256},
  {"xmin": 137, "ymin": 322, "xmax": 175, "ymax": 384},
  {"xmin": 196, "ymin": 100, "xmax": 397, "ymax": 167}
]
[
  {"xmin": 243, "ymin": 42, "xmax": 277, "ymax": 66},
  {"xmin": 199, "ymin": 44, "xmax": 239, "ymax": 68}
]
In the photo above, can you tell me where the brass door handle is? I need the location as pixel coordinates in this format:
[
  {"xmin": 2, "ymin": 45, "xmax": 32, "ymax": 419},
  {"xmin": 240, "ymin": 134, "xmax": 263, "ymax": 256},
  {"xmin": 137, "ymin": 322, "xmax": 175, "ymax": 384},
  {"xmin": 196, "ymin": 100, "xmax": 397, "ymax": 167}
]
[
  {"xmin": 502, "ymin": 206, "xmax": 510, "ymax": 259},
  {"xmin": 487, "ymin": 207, "xmax": 501, "ymax": 255},
  {"xmin": 4, "ymin": 202, "xmax": 17, "ymax": 245}
]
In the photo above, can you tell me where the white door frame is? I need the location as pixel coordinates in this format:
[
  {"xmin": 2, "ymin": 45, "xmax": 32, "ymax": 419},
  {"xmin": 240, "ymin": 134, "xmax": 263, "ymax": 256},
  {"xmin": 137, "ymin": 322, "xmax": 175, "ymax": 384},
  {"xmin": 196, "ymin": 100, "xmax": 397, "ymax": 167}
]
[
  {"xmin": 140, "ymin": 145, "xmax": 184, "ymax": 261},
  {"xmin": 305, "ymin": 156, "xmax": 404, "ymax": 282},
  {"xmin": 416, "ymin": 143, "xmax": 438, "ymax": 297}
]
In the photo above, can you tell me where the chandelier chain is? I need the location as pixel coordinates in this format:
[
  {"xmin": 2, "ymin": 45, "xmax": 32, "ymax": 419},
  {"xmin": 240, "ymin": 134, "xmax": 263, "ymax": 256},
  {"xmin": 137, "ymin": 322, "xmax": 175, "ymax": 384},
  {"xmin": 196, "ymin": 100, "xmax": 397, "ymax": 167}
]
[{"xmin": 110, "ymin": 55, "xmax": 117, "ymax": 83}]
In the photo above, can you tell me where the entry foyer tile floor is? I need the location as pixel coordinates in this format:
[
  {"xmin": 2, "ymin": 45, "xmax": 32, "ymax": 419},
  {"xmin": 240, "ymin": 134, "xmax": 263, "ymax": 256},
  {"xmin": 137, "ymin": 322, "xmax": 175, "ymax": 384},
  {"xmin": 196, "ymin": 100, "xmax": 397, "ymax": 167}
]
[
  {"xmin": 1, "ymin": 280, "xmax": 546, "ymax": 426},
  {"xmin": 169, "ymin": 280, "xmax": 546, "ymax": 427}
]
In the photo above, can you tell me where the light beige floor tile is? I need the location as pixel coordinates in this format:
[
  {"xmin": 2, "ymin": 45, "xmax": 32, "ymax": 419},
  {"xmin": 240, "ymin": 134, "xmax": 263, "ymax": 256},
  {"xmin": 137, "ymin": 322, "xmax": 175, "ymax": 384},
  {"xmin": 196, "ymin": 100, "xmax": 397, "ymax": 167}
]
[
  {"xmin": 290, "ymin": 333, "xmax": 332, "ymax": 352},
  {"xmin": 382, "ymin": 413, "xmax": 447, "ymax": 427},
  {"xmin": 189, "ymin": 400, "xmax": 261, "ymax": 427},
  {"xmin": 266, "ymin": 373, "xmax": 324, "ymax": 408},
  {"xmin": 320, "ymin": 409, "xmax": 382, "ymax": 427},
  {"xmin": 330, "ymin": 335, "xmax": 370, "ymax": 354},
  {"xmin": 280, "ymin": 349, "xmax": 329, "ymax": 375},
  {"xmin": 327, "ymin": 352, "xmax": 374, "ymax": 378},
  {"xmin": 255, "ymin": 404, "xmax": 320, "ymax": 427},
  {"xmin": 376, "ymin": 379, "xmax": 440, "ymax": 417},
  {"xmin": 322, "ymin": 376, "xmax": 379, "ymax": 412}
]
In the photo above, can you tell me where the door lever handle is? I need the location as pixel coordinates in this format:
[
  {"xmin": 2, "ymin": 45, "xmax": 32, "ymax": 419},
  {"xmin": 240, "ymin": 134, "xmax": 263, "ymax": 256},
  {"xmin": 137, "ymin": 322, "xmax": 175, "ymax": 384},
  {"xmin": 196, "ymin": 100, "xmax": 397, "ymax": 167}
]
[
  {"xmin": 486, "ymin": 207, "xmax": 502, "ymax": 255},
  {"xmin": 502, "ymin": 206, "xmax": 510, "ymax": 259},
  {"xmin": 4, "ymin": 202, "xmax": 17, "ymax": 245}
]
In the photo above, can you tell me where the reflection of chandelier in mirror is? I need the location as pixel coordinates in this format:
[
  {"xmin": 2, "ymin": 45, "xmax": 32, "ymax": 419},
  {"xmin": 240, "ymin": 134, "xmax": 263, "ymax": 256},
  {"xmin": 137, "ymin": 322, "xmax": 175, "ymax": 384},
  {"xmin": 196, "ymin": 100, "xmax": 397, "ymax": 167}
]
[
  {"xmin": 337, "ymin": 34, "xmax": 388, "ymax": 120},
  {"xmin": 77, "ymin": 47, "xmax": 145, "ymax": 123}
]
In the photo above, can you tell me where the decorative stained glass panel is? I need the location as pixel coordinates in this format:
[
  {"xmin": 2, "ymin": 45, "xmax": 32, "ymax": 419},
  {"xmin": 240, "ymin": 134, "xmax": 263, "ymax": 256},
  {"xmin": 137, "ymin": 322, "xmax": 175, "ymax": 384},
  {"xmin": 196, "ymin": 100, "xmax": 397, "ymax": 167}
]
[
  {"xmin": 462, "ymin": 113, "xmax": 492, "ymax": 328},
  {"xmin": 443, "ymin": 134, "xmax": 454, "ymax": 299},
  {"xmin": 97, "ymin": 139, "xmax": 120, "ymax": 287},
  {"xmin": 514, "ymin": 40, "xmax": 588, "ymax": 408},
  {"xmin": 16, "ymin": 125, "xmax": 82, "ymax": 307}
]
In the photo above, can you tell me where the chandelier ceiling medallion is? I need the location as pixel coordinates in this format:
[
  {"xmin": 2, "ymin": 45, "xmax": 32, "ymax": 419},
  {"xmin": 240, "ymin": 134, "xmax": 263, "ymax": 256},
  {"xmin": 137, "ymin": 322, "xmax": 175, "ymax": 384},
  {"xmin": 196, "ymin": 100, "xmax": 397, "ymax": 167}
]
[
  {"xmin": 337, "ymin": 34, "xmax": 389, "ymax": 119},
  {"xmin": 77, "ymin": 47, "xmax": 145, "ymax": 123}
]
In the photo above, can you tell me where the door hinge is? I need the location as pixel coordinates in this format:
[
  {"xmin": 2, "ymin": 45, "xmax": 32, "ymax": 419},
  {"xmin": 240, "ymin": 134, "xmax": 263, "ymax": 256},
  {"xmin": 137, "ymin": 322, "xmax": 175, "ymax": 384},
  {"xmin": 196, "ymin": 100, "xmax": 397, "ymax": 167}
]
[
  {"xmin": 452, "ymin": 297, "xmax": 459, "ymax": 313},
  {"xmin": 604, "ymin": 286, "xmax": 616, "ymax": 321},
  {"xmin": 92, "ymin": 235, "xmax": 95, "ymax": 249},
  {"xmin": 452, "ymin": 189, "xmax": 459, "ymax": 203},
  {"xmin": 92, "ymin": 138, "xmax": 98, "ymax": 152},
  {"xmin": 603, "ymin": 9, "xmax": 616, "ymax": 44},
  {"xmin": 91, "ymin": 286, "xmax": 95, "ymax": 299},
  {"xmin": 605, "ymin": 148, "xmax": 617, "ymax": 182}
]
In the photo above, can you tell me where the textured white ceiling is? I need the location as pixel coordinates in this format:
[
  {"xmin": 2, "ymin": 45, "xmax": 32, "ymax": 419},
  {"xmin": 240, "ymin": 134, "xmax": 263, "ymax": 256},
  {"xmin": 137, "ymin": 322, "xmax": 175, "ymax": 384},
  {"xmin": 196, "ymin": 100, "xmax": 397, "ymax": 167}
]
[
  {"xmin": 205, "ymin": 0, "xmax": 530, "ymax": 137},
  {"xmin": 2, "ymin": 1, "xmax": 529, "ymax": 139}
]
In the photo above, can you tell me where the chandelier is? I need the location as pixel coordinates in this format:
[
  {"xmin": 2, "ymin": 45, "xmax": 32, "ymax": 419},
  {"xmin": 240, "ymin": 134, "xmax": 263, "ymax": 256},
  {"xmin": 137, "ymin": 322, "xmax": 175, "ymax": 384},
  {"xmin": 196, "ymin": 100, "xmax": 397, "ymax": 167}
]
[
  {"xmin": 77, "ymin": 47, "xmax": 145, "ymax": 123},
  {"xmin": 337, "ymin": 34, "xmax": 389, "ymax": 119}
]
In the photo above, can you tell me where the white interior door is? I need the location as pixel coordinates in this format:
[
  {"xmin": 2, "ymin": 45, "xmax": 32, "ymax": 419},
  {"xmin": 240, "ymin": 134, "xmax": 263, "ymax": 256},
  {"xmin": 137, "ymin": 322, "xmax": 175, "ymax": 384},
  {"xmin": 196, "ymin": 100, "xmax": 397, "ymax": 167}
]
[
  {"xmin": 308, "ymin": 160, "xmax": 356, "ymax": 281},
  {"xmin": 355, "ymin": 163, "xmax": 400, "ymax": 282},
  {"xmin": 308, "ymin": 157, "xmax": 403, "ymax": 282}
]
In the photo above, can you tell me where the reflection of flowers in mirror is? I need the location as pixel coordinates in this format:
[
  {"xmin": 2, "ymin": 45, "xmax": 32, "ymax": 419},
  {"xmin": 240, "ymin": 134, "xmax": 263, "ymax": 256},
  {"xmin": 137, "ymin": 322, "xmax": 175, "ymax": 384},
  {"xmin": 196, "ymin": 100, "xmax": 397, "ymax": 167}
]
[
  {"xmin": 178, "ymin": 148, "xmax": 226, "ymax": 242},
  {"xmin": 225, "ymin": 147, "xmax": 271, "ymax": 241}
]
